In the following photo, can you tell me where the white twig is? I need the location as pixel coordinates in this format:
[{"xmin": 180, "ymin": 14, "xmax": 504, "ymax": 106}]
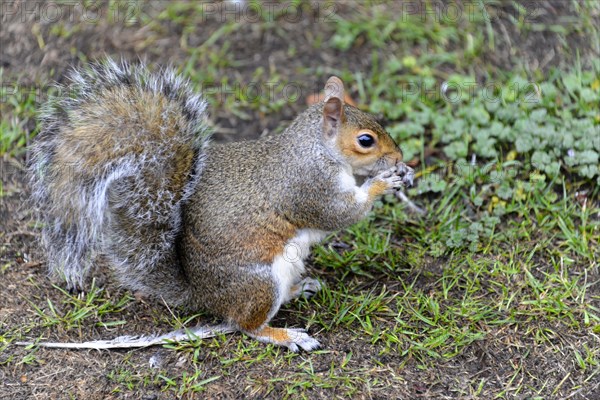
[{"xmin": 395, "ymin": 190, "xmax": 426, "ymax": 215}]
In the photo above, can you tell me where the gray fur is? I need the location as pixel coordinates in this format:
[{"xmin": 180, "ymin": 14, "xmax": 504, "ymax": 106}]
[
  {"xmin": 30, "ymin": 58, "xmax": 210, "ymax": 303},
  {"xmin": 28, "ymin": 63, "xmax": 409, "ymax": 351}
]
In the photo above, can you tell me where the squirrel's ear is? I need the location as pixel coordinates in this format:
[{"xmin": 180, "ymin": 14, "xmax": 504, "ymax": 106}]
[{"xmin": 322, "ymin": 76, "xmax": 345, "ymax": 138}]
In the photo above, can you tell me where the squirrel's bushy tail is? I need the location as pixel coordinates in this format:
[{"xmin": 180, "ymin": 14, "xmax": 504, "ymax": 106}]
[{"xmin": 30, "ymin": 59, "xmax": 210, "ymax": 306}]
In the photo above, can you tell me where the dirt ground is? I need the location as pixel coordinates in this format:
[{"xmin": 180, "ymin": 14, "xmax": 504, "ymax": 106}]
[{"xmin": 1, "ymin": 1, "xmax": 599, "ymax": 399}]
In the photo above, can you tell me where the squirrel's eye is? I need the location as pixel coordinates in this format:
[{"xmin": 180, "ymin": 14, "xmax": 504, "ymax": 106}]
[{"xmin": 357, "ymin": 134, "xmax": 375, "ymax": 148}]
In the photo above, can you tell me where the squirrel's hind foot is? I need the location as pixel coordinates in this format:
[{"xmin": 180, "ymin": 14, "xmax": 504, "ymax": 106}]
[{"xmin": 246, "ymin": 326, "xmax": 321, "ymax": 352}]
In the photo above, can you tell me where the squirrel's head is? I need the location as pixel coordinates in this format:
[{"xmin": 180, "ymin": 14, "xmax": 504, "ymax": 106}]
[{"xmin": 321, "ymin": 76, "xmax": 403, "ymax": 176}]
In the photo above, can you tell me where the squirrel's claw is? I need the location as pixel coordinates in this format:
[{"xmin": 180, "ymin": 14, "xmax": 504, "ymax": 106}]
[
  {"xmin": 286, "ymin": 328, "xmax": 322, "ymax": 352},
  {"xmin": 294, "ymin": 277, "xmax": 323, "ymax": 300}
]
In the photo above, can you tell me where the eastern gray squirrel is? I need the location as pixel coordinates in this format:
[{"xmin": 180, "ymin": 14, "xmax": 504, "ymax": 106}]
[{"xmin": 26, "ymin": 59, "xmax": 414, "ymax": 351}]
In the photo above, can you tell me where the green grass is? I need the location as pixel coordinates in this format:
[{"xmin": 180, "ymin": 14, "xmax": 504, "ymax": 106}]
[
  {"xmin": 2, "ymin": 0, "xmax": 599, "ymax": 398},
  {"xmin": 0, "ymin": 72, "xmax": 38, "ymax": 157},
  {"xmin": 310, "ymin": 189, "xmax": 599, "ymax": 363},
  {"xmin": 23, "ymin": 280, "xmax": 132, "ymax": 331}
]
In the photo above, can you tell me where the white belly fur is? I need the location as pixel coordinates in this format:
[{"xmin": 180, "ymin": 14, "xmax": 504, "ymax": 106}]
[
  {"xmin": 338, "ymin": 168, "xmax": 368, "ymax": 203},
  {"xmin": 271, "ymin": 228, "xmax": 328, "ymax": 303}
]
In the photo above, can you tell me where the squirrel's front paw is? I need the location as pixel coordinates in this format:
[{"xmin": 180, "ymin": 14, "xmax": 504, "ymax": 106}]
[
  {"xmin": 395, "ymin": 162, "xmax": 415, "ymax": 188},
  {"xmin": 373, "ymin": 168, "xmax": 406, "ymax": 194}
]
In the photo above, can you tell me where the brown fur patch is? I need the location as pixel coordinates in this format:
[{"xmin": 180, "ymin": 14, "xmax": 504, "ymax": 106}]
[
  {"xmin": 237, "ymin": 213, "xmax": 297, "ymax": 264},
  {"xmin": 368, "ymin": 180, "xmax": 389, "ymax": 198},
  {"xmin": 335, "ymin": 124, "xmax": 402, "ymax": 172},
  {"xmin": 54, "ymin": 87, "xmax": 191, "ymax": 171},
  {"xmin": 338, "ymin": 128, "xmax": 377, "ymax": 156},
  {"xmin": 51, "ymin": 86, "xmax": 197, "ymax": 219},
  {"xmin": 237, "ymin": 301, "xmax": 272, "ymax": 332}
]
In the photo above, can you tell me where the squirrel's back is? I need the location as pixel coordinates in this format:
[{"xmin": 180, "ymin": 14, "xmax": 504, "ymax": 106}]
[{"xmin": 30, "ymin": 59, "xmax": 210, "ymax": 302}]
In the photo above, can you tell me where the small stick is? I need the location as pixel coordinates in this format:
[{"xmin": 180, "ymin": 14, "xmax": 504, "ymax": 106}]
[{"xmin": 396, "ymin": 190, "xmax": 426, "ymax": 215}]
